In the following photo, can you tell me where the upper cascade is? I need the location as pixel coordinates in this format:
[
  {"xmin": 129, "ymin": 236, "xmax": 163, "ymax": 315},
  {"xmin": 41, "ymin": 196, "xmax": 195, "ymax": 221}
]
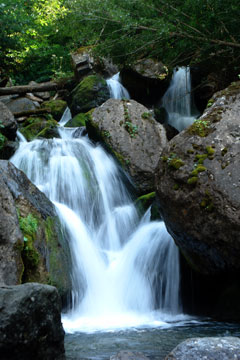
[
  {"xmin": 161, "ymin": 66, "xmax": 198, "ymax": 132},
  {"xmin": 107, "ymin": 72, "xmax": 130, "ymax": 99}
]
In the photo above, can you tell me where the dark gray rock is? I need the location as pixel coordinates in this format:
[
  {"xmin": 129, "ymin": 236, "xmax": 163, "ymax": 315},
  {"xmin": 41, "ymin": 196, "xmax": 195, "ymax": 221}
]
[
  {"xmin": 155, "ymin": 81, "xmax": 240, "ymax": 274},
  {"xmin": 165, "ymin": 337, "xmax": 240, "ymax": 360},
  {"xmin": 0, "ymin": 283, "xmax": 65, "ymax": 360},
  {"xmin": 86, "ymin": 99, "xmax": 167, "ymax": 193},
  {"xmin": 0, "ymin": 101, "xmax": 17, "ymax": 140},
  {"xmin": 0, "ymin": 160, "xmax": 72, "ymax": 300},
  {"xmin": 70, "ymin": 74, "xmax": 110, "ymax": 116},
  {"xmin": 110, "ymin": 351, "xmax": 149, "ymax": 360},
  {"xmin": 5, "ymin": 96, "xmax": 38, "ymax": 113}
]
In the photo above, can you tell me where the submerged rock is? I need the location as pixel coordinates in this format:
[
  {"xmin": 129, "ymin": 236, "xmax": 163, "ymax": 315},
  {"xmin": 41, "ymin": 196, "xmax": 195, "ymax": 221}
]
[
  {"xmin": 0, "ymin": 160, "xmax": 72, "ymax": 299},
  {"xmin": 86, "ymin": 99, "xmax": 167, "ymax": 193},
  {"xmin": 165, "ymin": 337, "xmax": 240, "ymax": 360},
  {"xmin": 155, "ymin": 81, "xmax": 240, "ymax": 274},
  {"xmin": 70, "ymin": 74, "xmax": 110, "ymax": 116},
  {"xmin": 0, "ymin": 283, "xmax": 65, "ymax": 360},
  {"xmin": 110, "ymin": 351, "xmax": 149, "ymax": 360}
]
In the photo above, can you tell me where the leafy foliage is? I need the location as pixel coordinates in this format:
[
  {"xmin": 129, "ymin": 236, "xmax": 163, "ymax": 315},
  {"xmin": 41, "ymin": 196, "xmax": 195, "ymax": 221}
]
[{"xmin": 1, "ymin": 0, "xmax": 239, "ymax": 83}]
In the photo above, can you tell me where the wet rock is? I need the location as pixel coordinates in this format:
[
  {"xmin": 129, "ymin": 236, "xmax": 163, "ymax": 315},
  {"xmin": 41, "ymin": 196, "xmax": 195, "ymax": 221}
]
[
  {"xmin": 0, "ymin": 101, "xmax": 17, "ymax": 140},
  {"xmin": 86, "ymin": 99, "xmax": 167, "ymax": 193},
  {"xmin": 110, "ymin": 351, "xmax": 149, "ymax": 360},
  {"xmin": 165, "ymin": 337, "xmax": 240, "ymax": 360},
  {"xmin": 70, "ymin": 75, "xmax": 110, "ymax": 116},
  {"xmin": 71, "ymin": 49, "xmax": 94, "ymax": 81},
  {"xmin": 0, "ymin": 141, "xmax": 18, "ymax": 160},
  {"xmin": 0, "ymin": 160, "xmax": 72, "ymax": 299},
  {"xmin": 20, "ymin": 117, "xmax": 59, "ymax": 141},
  {"xmin": 0, "ymin": 283, "xmax": 65, "ymax": 360},
  {"xmin": 155, "ymin": 81, "xmax": 240, "ymax": 274}
]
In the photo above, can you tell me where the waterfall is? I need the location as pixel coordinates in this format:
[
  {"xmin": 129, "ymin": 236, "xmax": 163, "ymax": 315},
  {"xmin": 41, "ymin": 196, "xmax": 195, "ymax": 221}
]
[
  {"xmin": 107, "ymin": 72, "xmax": 130, "ymax": 99},
  {"xmin": 11, "ymin": 114, "xmax": 182, "ymax": 333},
  {"xmin": 161, "ymin": 67, "xmax": 197, "ymax": 132}
]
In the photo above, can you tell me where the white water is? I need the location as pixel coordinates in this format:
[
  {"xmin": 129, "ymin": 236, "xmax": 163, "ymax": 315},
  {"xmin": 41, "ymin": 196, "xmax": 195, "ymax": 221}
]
[
  {"xmin": 161, "ymin": 67, "xmax": 197, "ymax": 132},
  {"xmin": 107, "ymin": 72, "xmax": 130, "ymax": 99},
  {"xmin": 11, "ymin": 112, "xmax": 184, "ymax": 333}
]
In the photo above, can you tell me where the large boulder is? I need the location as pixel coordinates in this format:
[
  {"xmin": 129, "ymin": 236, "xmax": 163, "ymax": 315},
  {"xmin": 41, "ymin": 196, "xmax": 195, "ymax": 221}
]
[
  {"xmin": 155, "ymin": 81, "xmax": 240, "ymax": 274},
  {"xmin": 0, "ymin": 101, "xmax": 17, "ymax": 140},
  {"xmin": 20, "ymin": 116, "xmax": 59, "ymax": 141},
  {"xmin": 70, "ymin": 74, "xmax": 110, "ymax": 116},
  {"xmin": 41, "ymin": 99, "xmax": 67, "ymax": 121},
  {"xmin": 86, "ymin": 99, "xmax": 167, "ymax": 193},
  {"xmin": 165, "ymin": 337, "xmax": 240, "ymax": 360},
  {"xmin": 4, "ymin": 96, "xmax": 38, "ymax": 113},
  {"xmin": 0, "ymin": 160, "xmax": 72, "ymax": 300},
  {"xmin": 0, "ymin": 283, "xmax": 65, "ymax": 360}
]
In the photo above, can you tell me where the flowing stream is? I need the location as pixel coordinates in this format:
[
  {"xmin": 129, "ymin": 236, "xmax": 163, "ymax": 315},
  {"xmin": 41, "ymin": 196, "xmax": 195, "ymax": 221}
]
[
  {"xmin": 161, "ymin": 67, "xmax": 198, "ymax": 132},
  {"xmin": 107, "ymin": 72, "xmax": 130, "ymax": 99},
  {"xmin": 11, "ymin": 108, "xmax": 184, "ymax": 333}
]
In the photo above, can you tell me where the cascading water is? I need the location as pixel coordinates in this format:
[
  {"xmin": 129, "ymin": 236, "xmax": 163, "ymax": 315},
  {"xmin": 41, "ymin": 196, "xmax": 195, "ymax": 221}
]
[
  {"xmin": 107, "ymin": 72, "xmax": 130, "ymax": 99},
  {"xmin": 161, "ymin": 66, "xmax": 198, "ymax": 132},
  {"xmin": 11, "ymin": 110, "xmax": 183, "ymax": 333}
]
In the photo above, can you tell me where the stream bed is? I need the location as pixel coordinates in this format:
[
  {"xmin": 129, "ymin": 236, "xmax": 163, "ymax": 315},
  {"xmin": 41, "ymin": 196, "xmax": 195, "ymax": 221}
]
[{"xmin": 64, "ymin": 320, "xmax": 240, "ymax": 360}]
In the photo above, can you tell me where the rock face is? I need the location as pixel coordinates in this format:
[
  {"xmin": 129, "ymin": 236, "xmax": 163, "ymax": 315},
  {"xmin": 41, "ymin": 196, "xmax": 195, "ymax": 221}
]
[
  {"xmin": 86, "ymin": 99, "xmax": 167, "ymax": 193},
  {"xmin": 0, "ymin": 101, "xmax": 17, "ymax": 140},
  {"xmin": 70, "ymin": 74, "xmax": 110, "ymax": 116},
  {"xmin": 120, "ymin": 60, "xmax": 169, "ymax": 106},
  {"xmin": 5, "ymin": 96, "xmax": 38, "ymax": 113},
  {"xmin": 155, "ymin": 81, "xmax": 240, "ymax": 274},
  {"xmin": 0, "ymin": 160, "xmax": 72, "ymax": 299},
  {"xmin": 165, "ymin": 337, "xmax": 240, "ymax": 360},
  {"xmin": 0, "ymin": 283, "xmax": 65, "ymax": 360}
]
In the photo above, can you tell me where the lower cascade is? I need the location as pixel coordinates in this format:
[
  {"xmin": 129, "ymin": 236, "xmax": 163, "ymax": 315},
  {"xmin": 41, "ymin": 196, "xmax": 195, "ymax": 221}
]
[
  {"xmin": 161, "ymin": 66, "xmax": 198, "ymax": 132},
  {"xmin": 11, "ymin": 116, "xmax": 183, "ymax": 333}
]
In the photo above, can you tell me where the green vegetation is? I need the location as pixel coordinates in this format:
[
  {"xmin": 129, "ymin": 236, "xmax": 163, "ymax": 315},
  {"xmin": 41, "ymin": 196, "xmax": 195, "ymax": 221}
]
[
  {"xmin": 0, "ymin": 0, "xmax": 239, "ymax": 84},
  {"xmin": 164, "ymin": 153, "xmax": 184, "ymax": 170},
  {"xmin": 18, "ymin": 213, "xmax": 39, "ymax": 268}
]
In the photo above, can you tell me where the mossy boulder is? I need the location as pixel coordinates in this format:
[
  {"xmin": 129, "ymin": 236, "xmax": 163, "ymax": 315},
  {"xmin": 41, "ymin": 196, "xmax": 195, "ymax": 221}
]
[
  {"xmin": 41, "ymin": 99, "xmax": 67, "ymax": 121},
  {"xmin": 155, "ymin": 81, "xmax": 240, "ymax": 275},
  {"xmin": 70, "ymin": 75, "xmax": 110, "ymax": 116},
  {"xmin": 0, "ymin": 160, "xmax": 72, "ymax": 301},
  {"xmin": 86, "ymin": 99, "xmax": 167, "ymax": 193},
  {"xmin": 64, "ymin": 113, "xmax": 87, "ymax": 128},
  {"xmin": 20, "ymin": 117, "xmax": 59, "ymax": 141}
]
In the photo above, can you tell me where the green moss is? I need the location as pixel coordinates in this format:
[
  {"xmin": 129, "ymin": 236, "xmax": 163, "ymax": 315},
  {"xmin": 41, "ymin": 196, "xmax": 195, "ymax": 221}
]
[
  {"xmin": 221, "ymin": 147, "xmax": 228, "ymax": 156},
  {"xmin": 187, "ymin": 149, "xmax": 195, "ymax": 154},
  {"xmin": 200, "ymin": 193, "xmax": 214, "ymax": 212},
  {"xmin": 42, "ymin": 99, "xmax": 67, "ymax": 121},
  {"xmin": 21, "ymin": 118, "xmax": 58, "ymax": 141},
  {"xmin": 0, "ymin": 133, "xmax": 7, "ymax": 150},
  {"xmin": 135, "ymin": 192, "xmax": 156, "ymax": 215},
  {"xmin": 191, "ymin": 165, "xmax": 207, "ymax": 176},
  {"xmin": 206, "ymin": 145, "xmax": 215, "ymax": 159},
  {"xmin": 188, "ymin": 118, "xmax": 211, "ymax": 137},
  {"xmin": 195, "ymin": 154, "xmax": 208, "ymax": 164},
  {"xmin": 19, "ymin": 213, "xmax": 39, "ymax": 269},
  {"xmin": 65, "ymin": 113, "xmax": 87, "ymax": 127},
  {"xmin": 187, "ymin": 176, "xmax": 198, "ymax": 185},
  {"xmin": 173, "ymin": 183, "xmax": 180, "ymax": 190},
  {"xmin": 141, "ymin": 112, "xmax": 151, "ymax": 119}
]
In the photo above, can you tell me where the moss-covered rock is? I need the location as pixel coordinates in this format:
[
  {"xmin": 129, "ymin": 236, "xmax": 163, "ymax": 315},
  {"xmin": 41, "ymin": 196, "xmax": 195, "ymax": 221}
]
[
  {"xmin": 20, "ymin": 117, "xmax": 59, "ymax": 141},
  {"xmin": 135, "ymin": 192, "xmax": 161, "ymax": 220},
  {"xmin": 0, "ymin": 160, "xmax": 72, "ymax": 301},
  {"xmin": 65, "ymin": 112, "xmax": 88, "ymax": 127},
  {"xmin": 41, "ymin": 99, "xmax": 67, "ymax": 121},
  {"xmin": 70, "ymin": 75, "xmax": 110, "ymax": 116}
]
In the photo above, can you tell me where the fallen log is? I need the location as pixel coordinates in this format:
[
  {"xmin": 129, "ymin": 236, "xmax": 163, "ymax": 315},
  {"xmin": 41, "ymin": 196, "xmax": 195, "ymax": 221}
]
[
  {"xmin": 13, "ymin": 108, "xmax": 51, "ymax": 118},
  {"xmin": 0, "ymin": 81, "xmax": 64, "ymax": 96}
]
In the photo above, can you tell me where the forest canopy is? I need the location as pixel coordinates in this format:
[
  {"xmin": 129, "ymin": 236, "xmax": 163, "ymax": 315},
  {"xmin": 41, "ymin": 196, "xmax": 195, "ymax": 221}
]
[{"xmin": 1, "ymin": 0, "xmax": 239, "ymax": 83}]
